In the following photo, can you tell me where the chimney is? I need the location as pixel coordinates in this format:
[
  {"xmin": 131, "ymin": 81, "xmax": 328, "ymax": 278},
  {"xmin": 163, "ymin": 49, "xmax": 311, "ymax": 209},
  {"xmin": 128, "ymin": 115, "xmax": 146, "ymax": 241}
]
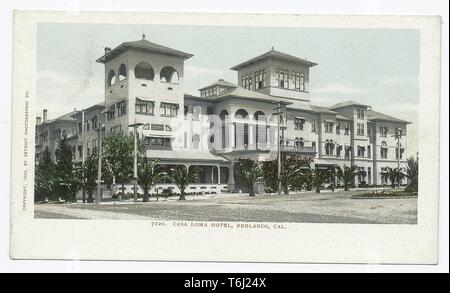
[
  {"xmin": 36, "ymin": 116, "xmax": 42, "ymax": 125},
  {"xmin": 104, "ymin": 47, "xmax": 111, "ymax": 55},
  {"xmin": 43, "ymin": 109, "xmax": 48, "ymax": 123}
]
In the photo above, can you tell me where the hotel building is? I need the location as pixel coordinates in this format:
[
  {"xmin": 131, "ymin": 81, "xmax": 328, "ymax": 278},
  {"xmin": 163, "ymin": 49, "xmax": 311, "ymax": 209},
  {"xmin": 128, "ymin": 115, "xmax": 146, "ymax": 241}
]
[{"xmin": 35, "ymin": 36, "xmax": 410, "ymax": 194}]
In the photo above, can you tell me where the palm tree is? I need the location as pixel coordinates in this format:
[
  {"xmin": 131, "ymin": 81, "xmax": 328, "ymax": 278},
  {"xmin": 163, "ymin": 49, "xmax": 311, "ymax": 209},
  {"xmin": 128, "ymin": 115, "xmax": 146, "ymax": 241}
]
[
  {"xmin": 301, "ymin": 168, "xmax": 331, "ymax": 194},
  {"xmin": 310, "ymin": 168, "xmax": 331, "ymax": 193},
  {"xmin": 172, "ymin": 165, "xmax": 199, "ymax": 200},
  {"xmin": 235, "ymin": 159, "xmax": 263, "ymax": 196},
  {"xmin": 385, "ymin": 167, "xmax": 405, "ymax": 188},
  {"xmin": 138, "ymin": 158, "xmax": 167, "ymax": 202},
  {"xmin": 405, "ymin": 156, "xmax": 418, "ymax": 192},
  {"xmin": 336, "ymin": 165, "xmax": 359, "ymax": 191}
]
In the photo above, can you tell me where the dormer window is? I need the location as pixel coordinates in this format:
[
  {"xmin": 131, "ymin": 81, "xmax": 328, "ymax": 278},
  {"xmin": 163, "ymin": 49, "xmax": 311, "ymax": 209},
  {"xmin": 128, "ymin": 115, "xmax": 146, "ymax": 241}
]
[
  {"xmin": 356, "ymin": 108, "xmax": 365, "ymax": 119},
  {"xmin": 325, "ymin": 121, "xmax": 334, "ymax": 133},
  {"xmin": 275, "ymin": 68, "xmax": 289, "ymax": 89},
  {"xmin": 254, "ymin": 69, "xmax": 266, "ymax": 89},
  {"xmin": 292, "ymin": 72, "xmax": 306, "ymax": 91},
  {"xmin": 242, "ymin": 73, "xmax": 252, "ymax": 90}
]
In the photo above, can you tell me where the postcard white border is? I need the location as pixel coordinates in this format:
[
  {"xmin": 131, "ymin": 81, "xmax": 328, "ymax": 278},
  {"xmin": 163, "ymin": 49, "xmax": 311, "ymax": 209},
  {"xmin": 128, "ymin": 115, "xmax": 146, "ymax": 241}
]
[{"xmin": 10, "ymin": 11, "xmax": 441, "ymax": 264}]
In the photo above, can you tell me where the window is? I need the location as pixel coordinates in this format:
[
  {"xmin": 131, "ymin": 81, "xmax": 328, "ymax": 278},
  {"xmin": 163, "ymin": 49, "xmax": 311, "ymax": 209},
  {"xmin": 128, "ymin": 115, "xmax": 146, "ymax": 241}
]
[
  {"xmin": 336, "ymin": 122, "xmax": 341, "ymax": 134},
  {"xmin": 357, "ymin": 146, "xmax": 365, "ymax": 157},
  {"xmin": 380, "ymin": 141, "xmax": 388, "ymax": 159},
  {"xmin": 91, "ymin": 116, "xmax": 98, "ymax": 130},
  {"xmin": 160, "ymin": 66, "xmax": 179, "ymax": 83},
  {"xmin": 325, "ymin": 121, "xmax": 333, "ymax": 133},
  {"xmin": 294, "ymin": 117, "xmax": 305, "ymax": 130},
  {"xmin": 311, "ymin": 120, "xmax": 316, "ymax": 132},
  {"xmin": 206, "ymin": 106, "xmax": 215, "ymax": 115},
  {"xmin": 135, "ymin": 98, "xmax": 154, "ymax": 115},
  {"xmin": 242, "ymin": 73, "xmax": 252, "ymax": 90},
  {"xmin": 367, "ymin": 145, "xmax": 371, "ymax": 158},
  {"xmin": 160, "ymin": 102, "xmax": 179, "ymax": 117},
  {"xmin": 396, "ymin": 144, "xmax": 404, "ymax": 159},
  {"xmin": 192, "ymin": 134, "xmax": 200, "ymax": 149},
  {"xmin": 86, "ymin": 142, "xmax": 91, "ymax": 156},
  {"xmin": 146, "ymin": 137, "xmax": 171, "ymax": 147},
  {"xmin": 107, "ymin": 104, "xmax": 116, "ymax": 120},
  {"xmin": 110, "ymin": 125, "xmax": 121, "ymax": 133},
  {"xmin": 345, "ymin": 146, "xmax": 351, "ymax": 159},
  {"xmin": 151, "ymin": 124, "xmax": 164, "ymax": 131},
  {"xmin": 84, "ymin": 121, "xmax": 90, "ymax": 132},
  {"xmin": 344, "ymin": 123, "xmax": 350, "ymax": 135},
  {"xmin": 193, "ymin": 106, "xmax": 201, "ymax": 120},
  {"xmin": 356, "ymin": 109, "xmax": 365, "ymax": 119},
  {"xmin": 380, "ymin": 126, "xmax": 388, "ymax": 137},
  {"xmin": 336, "ymin": 145, "xmax": 342, "ymax": 157},
  {"xmin": 92, "ymin": 139, "xmax": 98, "ymax": 154},
  {"xmin": 325, "ymin": 141, "xmax": 334, "ymax": 155},
  {"xmin": 118, "ymin": 64, "xmax": 127, "ymax": 81},
  {"xmin": 254, "ymin": 69, "xmax": 266, "ymax": 89},
  {"xmin": 357, "ymin": 123, "xmax": 365, "ymax": 136},
  {"xmin": 275, "ymin": 68, "xmax": 289, "ymax": 88},
  {"xmin": 117, "ymin": 100, "xmax": 127, "ymax": 116},
  {"xmin": 292, "ymin": 72, "xmax": 306, "ymax": 91},
  {"xmin": 312, "ymin": 141, "xmax": 316, "ymax": 151},
  {"xmin": 134, "ymin": 62, "xmax": 155, "ymax": 80},
  {"xmin": 107, "ymin": 70, "xmax": 116, "ymax": 86},
  {"xmin": 367, "ymin": 125, "xmax": 372, "ymax": 137}
]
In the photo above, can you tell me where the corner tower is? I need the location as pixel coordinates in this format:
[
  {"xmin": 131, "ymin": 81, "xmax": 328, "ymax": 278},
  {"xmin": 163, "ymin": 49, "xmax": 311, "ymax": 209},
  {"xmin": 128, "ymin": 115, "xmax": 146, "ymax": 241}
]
[
  {"xmin": 230, "ymin": 48, "xmax": 317, "ymax": 102},
  {"xmin": 96, "ymin": 35, "xmax": 193, "ymax": 135}
]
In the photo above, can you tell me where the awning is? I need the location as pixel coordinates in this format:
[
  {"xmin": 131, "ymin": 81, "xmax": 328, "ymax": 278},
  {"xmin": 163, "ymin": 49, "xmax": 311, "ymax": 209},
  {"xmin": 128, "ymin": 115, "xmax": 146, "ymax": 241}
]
[
  {"xmin": 295, "ymin": 116, "xmax": 306, "ymax": 121},
  {"xmin": 315, "ymin": 160, "xmax": 339, "ymax": 166},
  {"xmin": 106, "ymin": 103, "xmax": 116, "ymax": 113},
  {"xmin": 143, "ymin": 133, "xmax": 173, "ymax": 138},
  {"xmin": 324, "ymin": 120, "xmax": 334, "ymax": 123}
]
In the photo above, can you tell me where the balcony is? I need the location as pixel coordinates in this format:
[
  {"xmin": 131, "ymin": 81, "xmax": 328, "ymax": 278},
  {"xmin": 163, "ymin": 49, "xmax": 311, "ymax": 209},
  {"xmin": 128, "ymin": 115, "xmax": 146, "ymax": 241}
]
[{"xmin": 281, "ymin": 145, "xmax": 316, "ymax": 154}]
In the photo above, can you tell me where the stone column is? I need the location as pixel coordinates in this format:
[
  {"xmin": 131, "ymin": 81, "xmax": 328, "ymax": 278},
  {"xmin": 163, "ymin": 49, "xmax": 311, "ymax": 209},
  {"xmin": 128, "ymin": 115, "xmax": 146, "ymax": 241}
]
[
  {"xmin": 217, "ymin": 166, "xmax": 221, "ymax": 185},
  {"xmin": 228, "ymin": 160, "xmax": 235, "ymax": 192},
  {"xmin": 229, "ymin": 122, "xmax": 235, "ymax": 150},
  {"xmin": 249, "ymin": 124, "xmax": 254, "ymax": 149}
]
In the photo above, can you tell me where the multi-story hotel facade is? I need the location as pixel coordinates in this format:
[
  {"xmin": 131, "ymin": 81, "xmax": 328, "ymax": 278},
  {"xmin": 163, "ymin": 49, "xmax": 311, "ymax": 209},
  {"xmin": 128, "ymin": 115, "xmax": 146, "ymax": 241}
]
[{"xmin": 35, "ymin": 36, "xmax": 410, "ymax": 194}]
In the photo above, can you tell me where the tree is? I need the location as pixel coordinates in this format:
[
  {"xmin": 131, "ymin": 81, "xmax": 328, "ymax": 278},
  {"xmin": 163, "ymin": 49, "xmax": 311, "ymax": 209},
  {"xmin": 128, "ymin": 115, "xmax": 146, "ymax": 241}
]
[
  {"xmin": 303, "ymin": 168, "xmax": 331, "ymax": 193},
  {"xmin": 235, "ymin": 158, "xmax": 262, "ymax": 197},
  {"xmin": 34, "ymin": 147, "xmax": 57, "ymax": 201},
  {"xmin": 172, "ymin": 165, "xmax": 199, "ymax": 200},
  {"xmin": 261, "ymin": 154, "xmax": 312, "ymax": 194},
  {"xmin": 336, "ymin": 165, "xmax": 359, "ymax": 191},
  {"xmin": 405, "ymin": 156, "xmax": 418, "ymax": 192},
  {"xmin": 102, "ymin": 132, "xmax": 145, "ymax": 200},
  {"xmin": 281, "ymin": 155, "xmax": 312, "ymax": 194},
  {"xmin": 386, "ymin": 167, "xmax": 405, "ymax": 188},
  {"xmin": 138, "ymin": 158, "xmax": 166, "ymax": 202},
  {"xmin": 78, "ymin": 153, "xmax": 98, "ymax": 203},
  {"xmin": 55, "ymin": 136, "xmax": 81, "ymax": 202}
]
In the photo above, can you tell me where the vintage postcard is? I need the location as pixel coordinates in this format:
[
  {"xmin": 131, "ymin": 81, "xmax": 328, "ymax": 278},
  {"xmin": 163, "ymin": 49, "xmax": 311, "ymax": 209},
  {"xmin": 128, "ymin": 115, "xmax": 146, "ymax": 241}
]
[{"xmin": 10, "ymin": 11, "xmax": 441, "ymax": 263}]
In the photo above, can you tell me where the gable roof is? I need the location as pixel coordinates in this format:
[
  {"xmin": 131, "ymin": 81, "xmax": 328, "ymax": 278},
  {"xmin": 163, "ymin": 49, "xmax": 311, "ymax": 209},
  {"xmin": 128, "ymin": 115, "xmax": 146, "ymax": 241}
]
[
  {"xmin": 198, "ymin": 79, "xmax": 238, "ymax": 91},
  {"xmin": 230, "ymin": 49, "xmax": 318, "ymax": 70},
  {"xmin": 96, "ymin": 37, "xmax": 193, "ymax": 63},
  {"xmin": 367, "ymin": 110, "xmax": 411, "ymax": 124},
  {"xmin": 329, "ymin": 100, "xmax": 369, "ymax": 109}
]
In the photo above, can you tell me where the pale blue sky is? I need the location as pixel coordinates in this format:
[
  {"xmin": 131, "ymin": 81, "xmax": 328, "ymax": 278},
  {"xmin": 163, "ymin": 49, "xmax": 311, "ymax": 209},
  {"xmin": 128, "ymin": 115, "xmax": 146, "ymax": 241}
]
[{"xmin": 37, "ymin": 23, "xmax": 419, "ymax": 156}]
